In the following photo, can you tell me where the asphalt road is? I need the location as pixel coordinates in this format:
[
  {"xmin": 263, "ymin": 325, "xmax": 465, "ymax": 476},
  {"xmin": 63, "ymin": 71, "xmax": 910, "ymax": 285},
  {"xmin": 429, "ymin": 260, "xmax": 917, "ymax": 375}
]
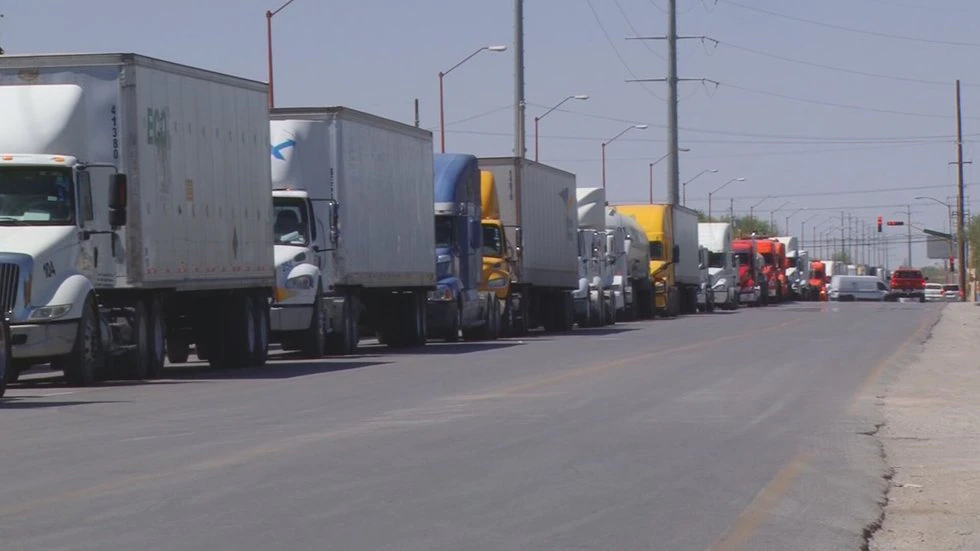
[{"xmin": 0, "ymin": 301, "xmax": 941, "ymax": 551}]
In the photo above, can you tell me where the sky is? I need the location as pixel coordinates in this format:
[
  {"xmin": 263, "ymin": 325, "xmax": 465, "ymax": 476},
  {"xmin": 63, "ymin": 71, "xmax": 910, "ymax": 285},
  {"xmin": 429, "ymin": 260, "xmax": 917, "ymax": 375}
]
[{"xmin": 1, "ymin": 0, "xmax": 978, "ymax": 267}]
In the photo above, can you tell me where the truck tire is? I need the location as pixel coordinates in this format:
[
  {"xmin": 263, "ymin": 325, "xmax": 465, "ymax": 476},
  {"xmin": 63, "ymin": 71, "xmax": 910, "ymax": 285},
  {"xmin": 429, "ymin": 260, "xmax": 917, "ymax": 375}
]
[
  {"xmin": 252, "ymin": 294, "xmax": 270, "ymax": 366},
  {"xmin": 60, "ymin": 295, "xmax": 101, "ymax": 387},
  {"xmin": 167, "ymin": 337, "xmax": 190, "ymax": 364},
  {"xmin": 123, "ymin": 299, "xmax": 151, "ymax": 380},
  {"xmin": 301, "ymin": 284, "xmax": 327, "ymax": 358},
  {"xmin": 0, "ymin": 318, "xmax": 9, "ymax": 399},
  {"xmin": 759, "ymin": 281, "xmax": 770, "ymax": 306},
  {"xmin": 446, "ymin": 303, "xmax": 461, "ymax": 342},
  {"xmin": 326, "ymin": 293, "xmax": 358, "ymax": 355},
  {"xmin": 147, "ymin": 296, "xmax": 167, "ymax": 378},
  {"xmin": 489, "ymin": 296, "xmax": 501, "ymax": 339}
]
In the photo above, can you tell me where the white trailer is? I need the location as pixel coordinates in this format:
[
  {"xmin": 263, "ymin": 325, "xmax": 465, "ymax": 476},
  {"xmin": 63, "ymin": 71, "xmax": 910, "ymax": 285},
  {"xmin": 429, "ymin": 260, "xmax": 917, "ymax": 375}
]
[
  {"xmin": 478, "ymin": 158, "xmax": 578, "ymax": 333},
  {"xmin": 605, "ymin": 207, "xmax": 653, "ymax": 319},
  {"xmin": 269, "ymin": 107, "xmax": 435, "ymax": 352},
  {"xmin": 0, "ymin": 53, "xmax": 275, "ymax": 385},
  {"xmin": 698, "ymin": 222, "xmax": 738, "ymax": 309}
]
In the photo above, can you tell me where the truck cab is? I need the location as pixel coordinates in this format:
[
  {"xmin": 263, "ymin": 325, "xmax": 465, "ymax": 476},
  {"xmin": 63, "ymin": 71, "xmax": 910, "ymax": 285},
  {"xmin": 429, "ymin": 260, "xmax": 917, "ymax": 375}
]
[
  {"xmin": 809, "ymin": 260, "xmax": 828, "ymax": 301},
  {"xmin": 479, "ymin": 170, "xmax": 515, "ymax": 334},
  {"xmin": 732, "ymin": 238, "xmax": 766, "ymax": 305},
  {"xmin": 426, "ymin": 154, "xmax": 499, "ymax": 341},
  {"xmin": 573, "ymin": 228, "xmax": 606, "ymax": 326}
]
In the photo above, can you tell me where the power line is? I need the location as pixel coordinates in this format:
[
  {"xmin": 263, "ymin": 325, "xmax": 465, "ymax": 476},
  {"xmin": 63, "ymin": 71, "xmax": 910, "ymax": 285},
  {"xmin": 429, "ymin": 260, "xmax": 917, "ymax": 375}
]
[
  {"xmin": 720, "ymin": 0, "xmax": 980, "ymax": 48},
  {"xmin": 613, "ymin": 0, "xmax": 666, "ymax": 60},
  {"xmin": 545, "ymin": 141, "xmax": 956, "ymax": 162},
  {"xmin": 583, "ymin": 0, "xmax": 666, "ymax": 100}
]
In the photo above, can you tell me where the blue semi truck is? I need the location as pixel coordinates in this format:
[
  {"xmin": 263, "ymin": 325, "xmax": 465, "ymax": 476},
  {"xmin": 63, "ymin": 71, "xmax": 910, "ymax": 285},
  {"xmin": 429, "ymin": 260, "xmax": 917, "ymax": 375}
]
[{"xmin": 426, "ymin": 154, "xmax": 501, "ymax": 341}]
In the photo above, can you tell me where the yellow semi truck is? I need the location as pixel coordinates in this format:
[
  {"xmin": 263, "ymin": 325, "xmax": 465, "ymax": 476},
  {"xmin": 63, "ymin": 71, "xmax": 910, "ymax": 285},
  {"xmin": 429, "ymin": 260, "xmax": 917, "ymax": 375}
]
[
  {"xmin": 479, "ymin": 171, "xmax": 518, "ymax": 333},
  {"xmin": 610, "ymin": 204, "xmax": 701, "ymax": 316}
]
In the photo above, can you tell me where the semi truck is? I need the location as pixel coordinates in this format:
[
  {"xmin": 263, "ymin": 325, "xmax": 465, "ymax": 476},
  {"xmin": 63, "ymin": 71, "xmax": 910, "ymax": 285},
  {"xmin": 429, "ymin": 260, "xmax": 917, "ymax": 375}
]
[
  {"xmin": 479, "ymin": 170, "xmax": 515, "ymax": 333},
  {"xmin": 478, "ymin": 158, "xmax": 578, "ymax": 334},
  {"xmin": 755, "ymin": 238, "xmax": 785, "ymax": 304},
  {"xmin": 612, "ymin": 204, "xmax": 700, "ymax": 316},
  {"xmin": 733, "ymin": 238, "xmax": 767, "ymax": 306},
  {"xmin": 427, "ymin": 154, "xmax": 500, "ymax": 341},
  {"xmin": 776, "ymin": 236, "xmax": 809, "ymax": 300},
  {"xmin": 698, "ymin": 222, "xmax": 739, "ymax": 310},
  {"xmin": 575, "ymin": 187, "xmax": 614, "ymax": 327},
  {"xmin": 268, "ymin": 107, "xmax": 435, "ymax": 353},
  {"xmin": 0, "ymin": 53, "xmax": 275, "ymax": 385},
  {"xmin": 605, "ymin": 207, "xmax": 653, "ymax": 320}
]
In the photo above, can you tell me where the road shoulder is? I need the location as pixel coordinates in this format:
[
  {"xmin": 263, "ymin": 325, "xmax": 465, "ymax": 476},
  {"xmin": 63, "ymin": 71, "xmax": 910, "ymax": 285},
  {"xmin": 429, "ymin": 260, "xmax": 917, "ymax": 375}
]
[{"xmin": 871, "ymin": 303, "xmax": 980, "ymax": 550}]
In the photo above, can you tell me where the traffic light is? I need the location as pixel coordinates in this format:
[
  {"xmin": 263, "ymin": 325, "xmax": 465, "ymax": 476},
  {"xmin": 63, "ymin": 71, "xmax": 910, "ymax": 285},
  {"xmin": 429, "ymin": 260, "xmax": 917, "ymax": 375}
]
[
  {"xmin": 950, "ymin": 256, "xmax": 955, "ymax": 272},
  {"xmin": 877, "ymin": 215, "xmax": 883, "ymax": 232},
  {"xmin": 886, "ymin": 220, "xmax": 904, "ymax": 226}
]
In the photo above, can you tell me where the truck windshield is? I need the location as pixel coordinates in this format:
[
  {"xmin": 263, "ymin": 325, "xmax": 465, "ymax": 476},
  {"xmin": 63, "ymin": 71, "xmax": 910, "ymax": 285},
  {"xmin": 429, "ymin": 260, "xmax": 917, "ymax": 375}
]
[
  {"xmin": 482, "ymin": 223, "xmax": 503, "ymax": 257},
  {"xmin": 649, "ymin": 241, "xmax": 665, "ymax": 260},
  {"xmin": 0, "ymin": 166, "xmax": 75, "ymax": 226},
  {"xmin": 761, "ymin": 252, "xmax": 774, "ymax": 265},
  {"xmin": 435, "ymin": 216, "xmax": 454, "ymax": 249},
  {"xmin": 708, "ymin": 252, "xmax": 725, "ymax": 268},
  {"xmin": 272, "ymin": 197, "xmax": 310, "ymax": 245},
  {"xmin": 733, "ymin": 251, "xmax": 750, "ymax": 267}
]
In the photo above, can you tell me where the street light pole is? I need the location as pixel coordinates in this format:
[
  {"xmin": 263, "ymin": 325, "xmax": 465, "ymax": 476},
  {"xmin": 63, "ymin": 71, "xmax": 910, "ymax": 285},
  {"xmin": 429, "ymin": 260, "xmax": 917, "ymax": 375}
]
[
  {"xmin": 601, "ymin": 124, "xmax": 648, "ymax": 189},
  {"xmin": 707, "ymin": 177, "xmax": 745, "ymax": 221},
  {"xmin": 681, "ymin": 167, "xmax": 717, "ymax": 206},
  {"xmin": 266, "ymin": 0, "xmax": 301, "ymax": 109},
  {"xmin": 534, "ymin": 94, "xmax": 589, "ymax": 162},
  {"xmin": 651, "ymin": 148, "xmax": 691, "ymax": 203},
  {"xmin": 769, "ymin": 201, "xmax": 792, "ymax": 233},
  {"xmin": 784, "ymin": 207, "xmax": 805, "ymax": 238},
  {"xmin": 439, "ymin": 45, "xmax": 508, "ymax": 153},
  {"xmin": 748, "ymin": 196, "xmax": 771, "ymax": 233}
]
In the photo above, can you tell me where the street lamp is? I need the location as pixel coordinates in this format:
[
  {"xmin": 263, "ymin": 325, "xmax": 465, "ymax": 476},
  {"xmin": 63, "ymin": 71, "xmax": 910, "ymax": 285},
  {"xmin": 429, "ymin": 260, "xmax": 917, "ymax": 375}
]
[
  {"xmin": 784, "ymin": 207, "xmax": 806, "ymax": 236},
  {"xmin": 800, "ymin": 213, "xmax": 819, "ymax": 252},
  {"xmin": 535, "ymin": 94, "xmax": 589, "ymax": 162},
  {"xmin": 439, "ymin": 45, "xmax": 508, "ymax": 153},
  {"xmin": 681, "ymin": 168, "xmax": 717, "ymax": 206},
  {"xmin": 747, "ymin": 196, "xmax": 772, "ymax": 233},
  {"xmin": 601, "ymin": 124, "xmax": 649, "ymax": 189},
  {"xmin": 266, "ymin": 0, "xmax": 303, "ymax": 109},
  {"xmin": 651, "ymin": 148, "xmax": 691, "ymax": 203},
  {"xmin": 769, "ymin": 200, "xmax": 793, "ymax": 231},
  {"xmin": 707, "ymin": 177, "xmax": 745, "ymax": 220}
]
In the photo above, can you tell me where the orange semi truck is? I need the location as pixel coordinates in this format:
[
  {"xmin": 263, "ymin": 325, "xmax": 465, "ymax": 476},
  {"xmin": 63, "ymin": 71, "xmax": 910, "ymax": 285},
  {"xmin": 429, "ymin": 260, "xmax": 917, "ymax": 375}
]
[
  {"xmin": 809, "ymin": 260, "xmax": 828, "ymax": 301},
  {"xmin": 754, "ymin": 239, "xmax": 787, "ymax": 304}
]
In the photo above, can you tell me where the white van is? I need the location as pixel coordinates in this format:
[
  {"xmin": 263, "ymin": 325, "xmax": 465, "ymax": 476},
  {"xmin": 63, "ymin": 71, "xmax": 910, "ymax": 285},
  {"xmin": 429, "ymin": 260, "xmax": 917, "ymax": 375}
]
[{"xmin": 828, "ymin": 275, "xmax": 889, "ymax": 302}]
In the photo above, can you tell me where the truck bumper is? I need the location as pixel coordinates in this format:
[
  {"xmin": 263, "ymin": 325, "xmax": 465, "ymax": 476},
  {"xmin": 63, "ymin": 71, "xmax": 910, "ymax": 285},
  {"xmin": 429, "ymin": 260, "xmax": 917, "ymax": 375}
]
[
  {"xmin": 270, "ymin": 304, "xmax": 313, "ymax": 332},
  {"xmin": 739, "ymin": 288, "xmax": 760, "ymax": 303},
  {"xmin": 11, "ymin": 320, "xmax": 77, "ymax": 360},
  {"xmin": 712, "ymin": 289, "xmax": 729, "ymax": 305}
]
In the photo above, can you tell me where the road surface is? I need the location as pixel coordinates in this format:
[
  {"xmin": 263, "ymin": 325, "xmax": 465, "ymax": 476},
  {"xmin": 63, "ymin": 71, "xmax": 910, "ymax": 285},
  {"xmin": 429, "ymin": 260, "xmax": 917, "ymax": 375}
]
[{"xmin": 0, "ymin": 302, "xmax": 940, "ymax": 550}]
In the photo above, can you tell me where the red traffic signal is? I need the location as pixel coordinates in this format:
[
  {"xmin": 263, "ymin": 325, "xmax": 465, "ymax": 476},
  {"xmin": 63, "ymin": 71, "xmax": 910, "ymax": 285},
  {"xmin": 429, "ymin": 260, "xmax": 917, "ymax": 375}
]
[
  {"xmin": 877, "ymin": 215, "xmax": 883, "ymax": 232},
  {"xmin": 886, "ymin": 220, "xmax": 904, "ymax": 226},
  {"xmin": 950, "ymin": 256, "xmax": 956, "ymax": 272}
]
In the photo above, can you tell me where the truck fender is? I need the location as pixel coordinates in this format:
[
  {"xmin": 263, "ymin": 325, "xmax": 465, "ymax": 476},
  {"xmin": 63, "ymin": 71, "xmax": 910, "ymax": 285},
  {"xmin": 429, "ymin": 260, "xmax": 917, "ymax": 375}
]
[
  {"xmin": 285, "ymin": 262, "xmax": 322, "ymax": 286},
  {"xmin": 33, "ymin": 274, "xmax": 96, "ymax": 322}
]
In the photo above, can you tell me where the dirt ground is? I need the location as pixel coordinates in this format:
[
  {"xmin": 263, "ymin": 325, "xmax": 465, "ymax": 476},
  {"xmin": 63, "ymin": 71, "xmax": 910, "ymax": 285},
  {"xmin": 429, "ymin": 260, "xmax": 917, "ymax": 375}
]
[{"xmin": 871, "ymin": 303, "xmax": 980, "ymax": 550}]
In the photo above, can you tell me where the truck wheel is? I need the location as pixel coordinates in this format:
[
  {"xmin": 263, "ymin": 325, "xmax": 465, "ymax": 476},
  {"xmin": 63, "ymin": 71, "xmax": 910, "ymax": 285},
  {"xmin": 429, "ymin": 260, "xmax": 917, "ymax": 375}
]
[
  {"xmin": 489, "ymin": 296, "xmax": 501, "ymax": 339},
  {"xmin": 147, "ymin": 297, "xmax": 167, "ymax": 378},
  {"xmin": 167, "ymin": 337, "xmax": 190, "ymax": 364},
  {"xmin": 60, "ymin": 295, "xmax": 101, "ymax": 387},
  {"xmin": 124, "ymin": 299, "xmax": 151, "ymax": 380},
  {"xmin": 706, "ymin": 294, "xmax": 715, "ymax": 313},
  {"xmin": 446, "ymin": 303, "xmax": 461, "ymax": 342},
  {"xmin": 301, "ymin": 285, "xmax": 327, "ymax": 358},
  {"xmin": 252, "ymin": 295, "xmax": 270, "ymax": 366},
  {"xmin": 0, "ymin": 318, "xmax": 9, "ymax": 399},
  {"xmin": 327, "ymin": 293, "xmax": 358, "ymax": 355},
  {"xmin": 236, "ymin": 295, "xmax": 259, "ymax": 366}
]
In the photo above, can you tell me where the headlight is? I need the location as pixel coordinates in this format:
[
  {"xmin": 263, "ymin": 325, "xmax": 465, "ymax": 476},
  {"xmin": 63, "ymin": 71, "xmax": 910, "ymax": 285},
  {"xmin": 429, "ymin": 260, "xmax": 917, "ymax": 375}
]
[
  {"xmin": 712, "ymin": 278, "xmax": 727, "ymax": 289},
  {"xmin": 654, "ymin": 281, "xmax": 666, "ymax": 292},
  {"xmin": 29, "ymin": 304, "xmax": 72, "ymax": 321},
  {"xmin": 428, "ymin": 287, "xmax": 454, "ymax": 301},
  {"xmin": 487, "ymin": 277, "xmax": 507, "ymax": 289},
  {"xmin": 284, "ymin": 274, "xmax": 315, "ymax": 290}
]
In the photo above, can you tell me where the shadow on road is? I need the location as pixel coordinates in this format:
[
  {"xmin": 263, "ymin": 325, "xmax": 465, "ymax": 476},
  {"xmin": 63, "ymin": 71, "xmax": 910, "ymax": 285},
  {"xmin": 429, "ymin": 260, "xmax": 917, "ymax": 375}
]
[
  {"xmin": 0, "ymin": 398, "xmax": 126, "ymax": 409},
  {"xmin": 163, "ymin": 358, "xmax": 392, "ymax": 380},
  {"xmin": 379, "ymin": 340, "xmax": 525, "ymax": 356}
]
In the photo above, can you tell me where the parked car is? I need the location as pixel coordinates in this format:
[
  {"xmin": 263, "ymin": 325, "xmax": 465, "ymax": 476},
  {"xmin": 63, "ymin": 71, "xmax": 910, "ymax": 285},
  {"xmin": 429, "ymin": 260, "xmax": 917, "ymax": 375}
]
[
  {"xmin": 828, "ymin": 275, "xmax": 889, "ymax": 302},
  {"xmin": 942, "ymin": 284, "xmax": 961, "ymax": 302},
  {"xmin": 924, "ymin": 283, "xmax": 944, "ymax": 302}
]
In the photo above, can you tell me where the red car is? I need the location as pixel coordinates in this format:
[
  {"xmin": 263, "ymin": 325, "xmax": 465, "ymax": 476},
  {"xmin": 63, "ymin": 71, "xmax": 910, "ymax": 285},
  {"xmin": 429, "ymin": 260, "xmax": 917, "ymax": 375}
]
[{"xmin": 887, "ymin": 267, "xmax": 927, "ymax": 302}]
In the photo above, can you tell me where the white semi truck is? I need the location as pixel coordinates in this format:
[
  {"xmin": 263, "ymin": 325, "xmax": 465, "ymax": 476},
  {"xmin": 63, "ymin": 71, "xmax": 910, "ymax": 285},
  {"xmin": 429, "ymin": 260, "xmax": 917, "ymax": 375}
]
[
  {"xmin": 605, "ymin": 207, "xmax": 653, "ymax": 320},
  {"xmin": 698, "ymin": 222, "xmax": 738, "ymax": 310},
  {"xmin": 0, "ymin": 53, "xmax": 275, "ymax": 385},
  {"xmin": 268, "ymin": 107, "xmax": 435, "ymax": 354},
  {"xmin": 574, "ymin": 187, "xmax": 615, "ymax": 327}
]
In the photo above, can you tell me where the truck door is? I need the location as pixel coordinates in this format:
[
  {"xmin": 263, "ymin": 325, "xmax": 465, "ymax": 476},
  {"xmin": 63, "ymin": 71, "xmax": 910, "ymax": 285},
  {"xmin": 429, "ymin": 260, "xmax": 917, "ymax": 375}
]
[{"xmin": 77, "ymin": 167, "xmax": 116, "ymax": 286}]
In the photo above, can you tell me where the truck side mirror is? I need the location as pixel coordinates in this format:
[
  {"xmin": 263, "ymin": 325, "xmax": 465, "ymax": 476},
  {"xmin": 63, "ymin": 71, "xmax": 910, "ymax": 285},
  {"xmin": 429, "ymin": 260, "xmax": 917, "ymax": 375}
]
[
  {"xmin": 108, "ymin": 173, "xmax": 128, "ymax": 228},
  {"xmin": 672, "ymin": 244, "xmax": 680, "ymax": 262}
]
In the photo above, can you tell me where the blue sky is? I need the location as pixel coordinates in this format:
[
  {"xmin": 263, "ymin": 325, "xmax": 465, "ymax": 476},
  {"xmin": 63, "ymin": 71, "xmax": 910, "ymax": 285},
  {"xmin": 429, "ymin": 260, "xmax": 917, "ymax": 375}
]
[{"xmin": 1, "ymin": 0, "xmax": 977, "ymax": 266}]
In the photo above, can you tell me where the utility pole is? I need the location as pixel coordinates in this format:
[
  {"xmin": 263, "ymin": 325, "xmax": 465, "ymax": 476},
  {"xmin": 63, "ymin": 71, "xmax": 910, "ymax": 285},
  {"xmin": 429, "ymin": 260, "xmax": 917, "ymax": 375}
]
[
  {"xmin": 0, "ymin": 13, "xmax": 5, "ymax": 56},
  {"xmin": 729, "ymin": 198, "xmax": 734, "ymax": 223},
  {"xmin": 514, "ymin": 0, "xmax": 526, "ymax": 160},
  {"xmin": 414, "ymin": 98, "xmax": 420, "ymax": 128},
  {"xmin": 625, "ymin": 2, "xmax": 713, "ymax": 206},
  {"xmin": 840, "ymin": 211, "xmax": 845, "ymax": 261},
  {"xmin": 955, "ymin": 80, "xmax": 967, "ymax": 299},
  {"xmin": 906, "ymin": 204, "xmax": 913, "ymax": 266}
]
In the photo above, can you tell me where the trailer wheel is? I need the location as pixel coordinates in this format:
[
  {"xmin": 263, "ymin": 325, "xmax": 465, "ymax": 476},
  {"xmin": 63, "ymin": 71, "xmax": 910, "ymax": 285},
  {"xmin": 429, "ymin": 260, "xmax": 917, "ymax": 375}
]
[
  {"xmin": 252, "ymin": 295, "xmax": 270, "ymax": 366},
  {"xmin": 59, "ymin": 295, "xmax": 101, "ymax": 386},
  {"xmin": 301, "ymin": 284, "xmax": 327, "ymax": 358},
  {"xmin": 147, "ymin": 296, "xmax": 167, "ymax": 378}
]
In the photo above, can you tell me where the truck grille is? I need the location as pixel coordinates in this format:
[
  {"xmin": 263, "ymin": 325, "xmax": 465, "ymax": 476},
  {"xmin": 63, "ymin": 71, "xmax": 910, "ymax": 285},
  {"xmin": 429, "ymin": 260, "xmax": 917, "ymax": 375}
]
[{"xmin": 0, "ymin": 263, "xmax": 20, "ymax": 314}]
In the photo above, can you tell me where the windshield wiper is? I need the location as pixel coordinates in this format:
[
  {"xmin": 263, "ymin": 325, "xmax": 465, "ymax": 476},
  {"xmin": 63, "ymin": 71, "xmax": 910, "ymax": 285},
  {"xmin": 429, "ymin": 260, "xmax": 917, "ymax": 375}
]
[{"xmin": 0, "ymin": 217, "xmax": 29, "ymax": 225}]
